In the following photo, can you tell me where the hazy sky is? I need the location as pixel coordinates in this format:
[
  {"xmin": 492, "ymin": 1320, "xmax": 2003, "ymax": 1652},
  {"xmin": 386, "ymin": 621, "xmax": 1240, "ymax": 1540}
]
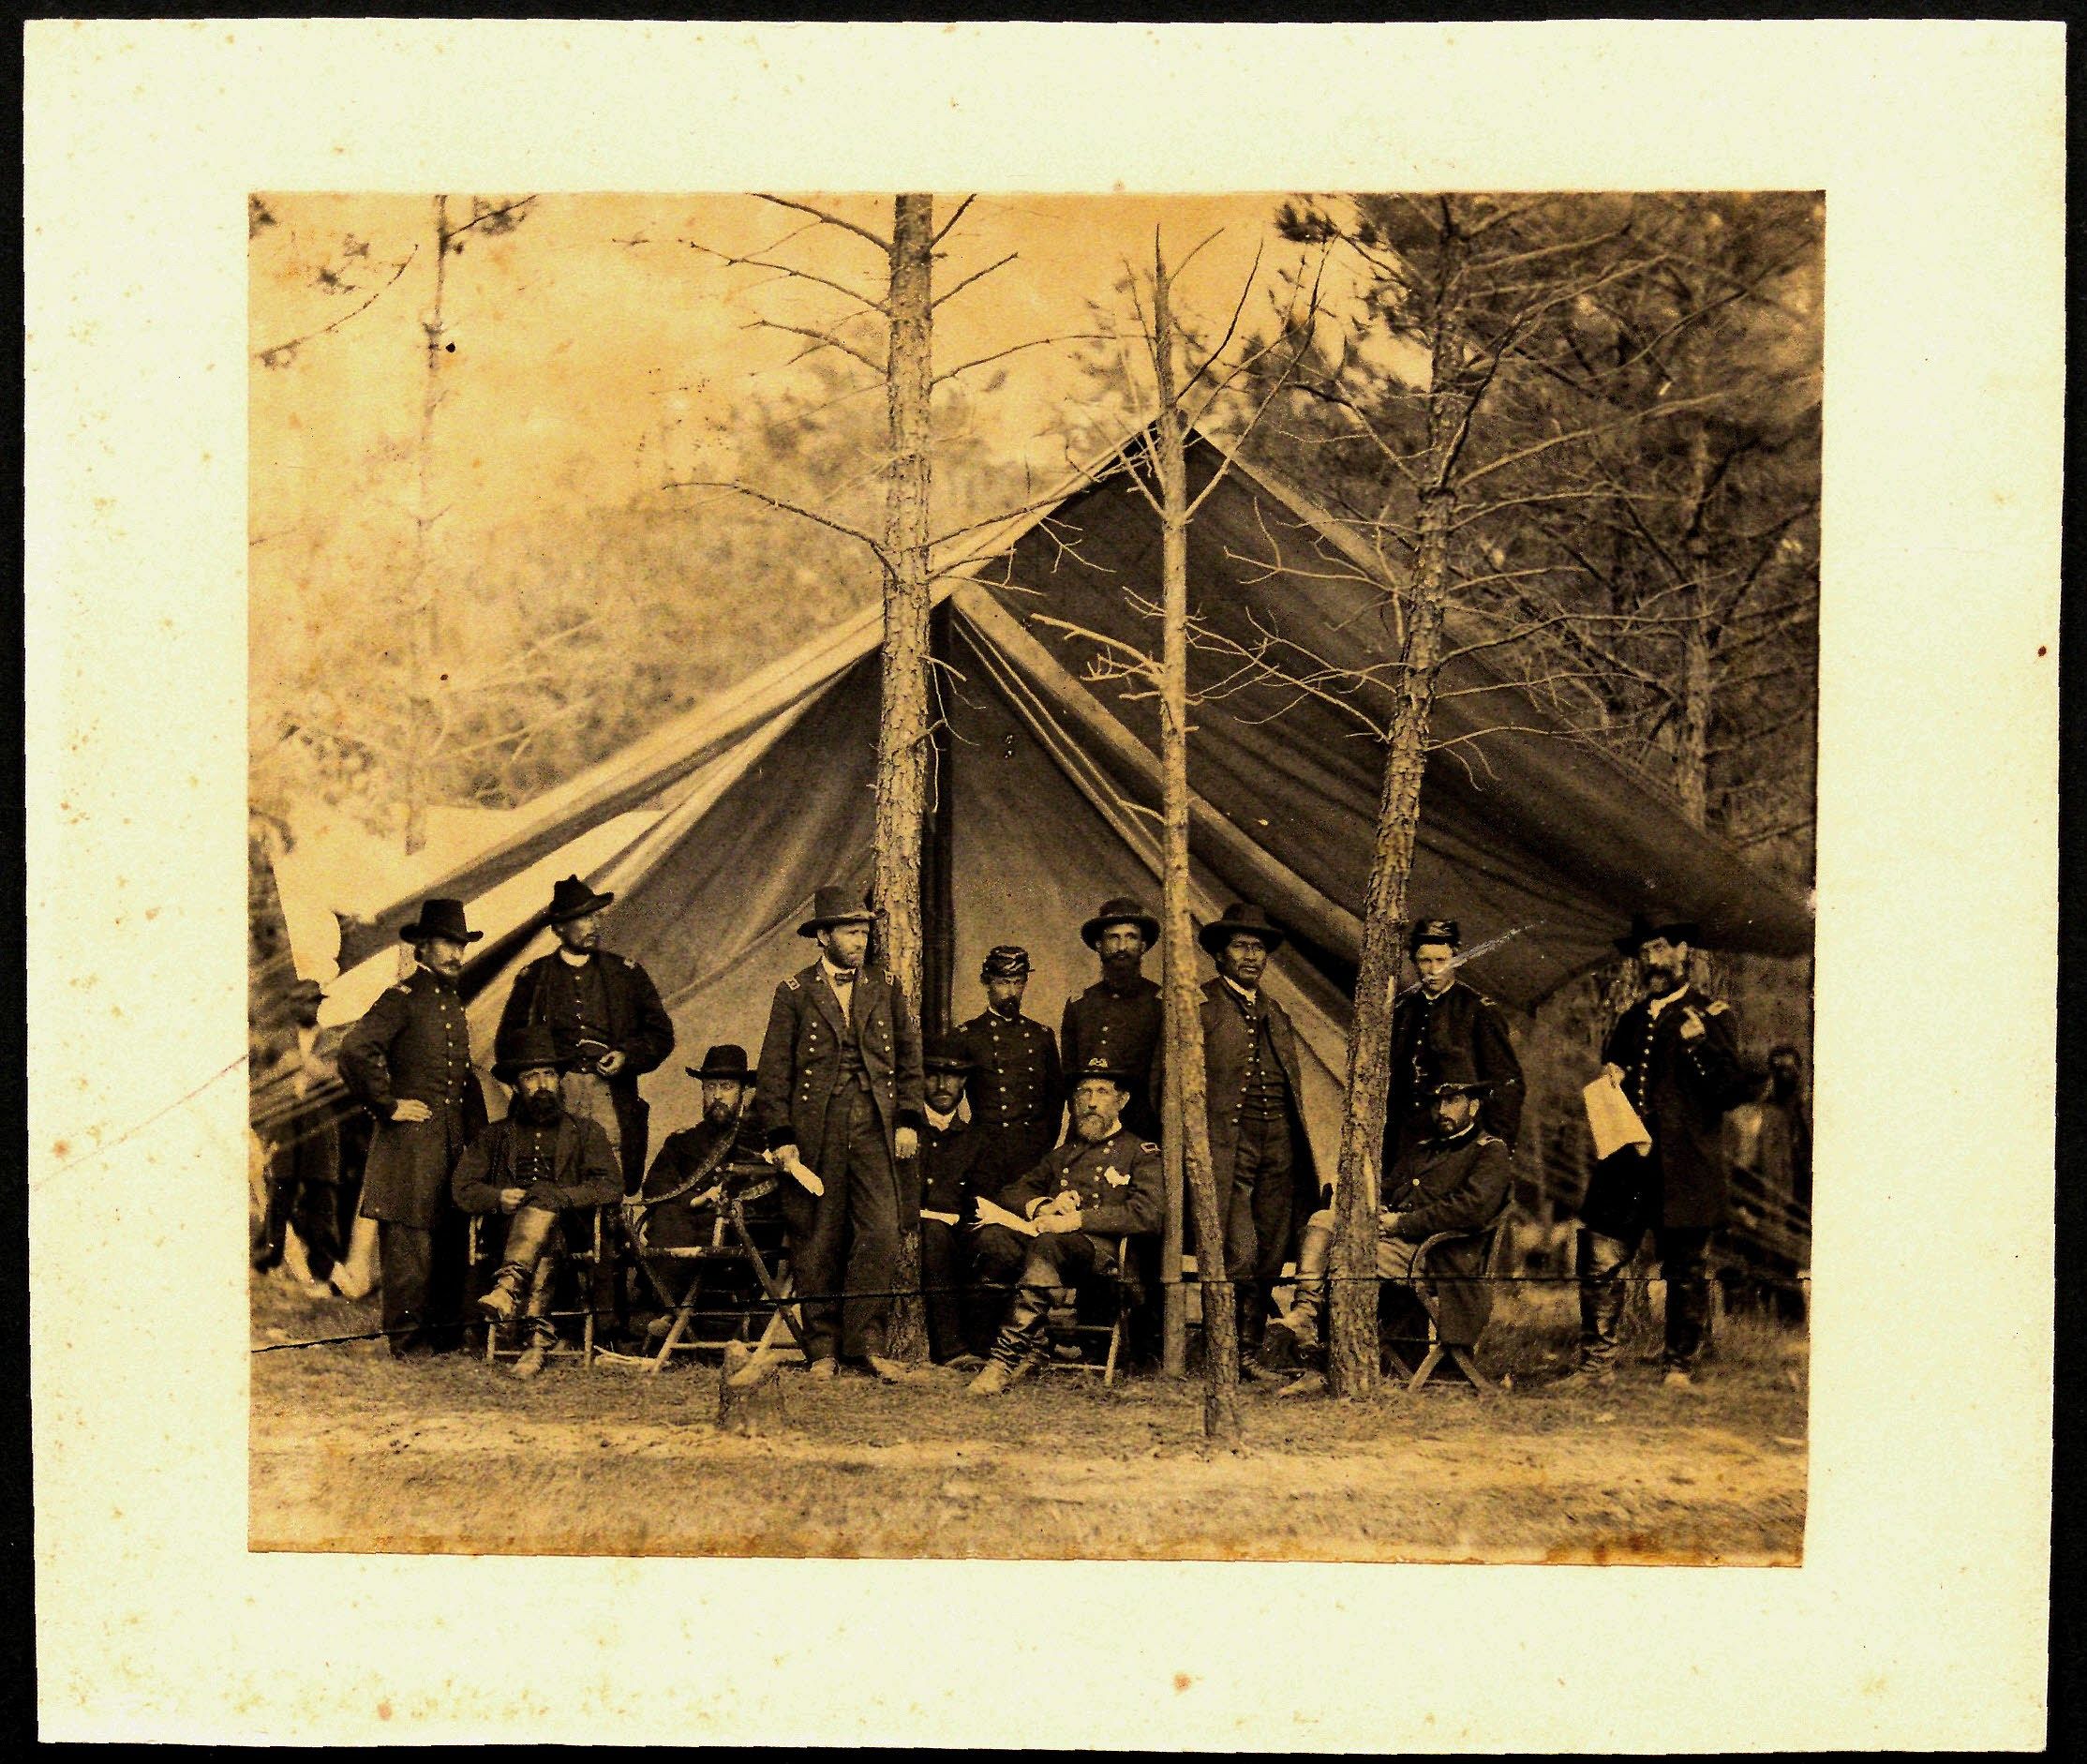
[{"xmin": 248, "ymin": 191, "xmax": 1358, "ymax": 559}]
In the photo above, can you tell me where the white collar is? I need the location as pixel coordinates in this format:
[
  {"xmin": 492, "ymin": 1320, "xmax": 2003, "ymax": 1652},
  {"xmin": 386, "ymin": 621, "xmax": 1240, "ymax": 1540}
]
[
  {"xmin": 924, "ymin": 1102, "xmax": 959, "ymax": 1132},
  {"xmin": 1646, "ymin": 982, "xmax": 1691, "ymax": 1018},
  {"xmin": 1220, "ymin": 975, "xmax": 1260, "ymax": 1006},
  {"xmin": 557, "ymin": 947, "xmax": 593, "ymax": 967},
  {"xmin": 821, "ymin": 955, "xmax": 857, "ymax": 986}
]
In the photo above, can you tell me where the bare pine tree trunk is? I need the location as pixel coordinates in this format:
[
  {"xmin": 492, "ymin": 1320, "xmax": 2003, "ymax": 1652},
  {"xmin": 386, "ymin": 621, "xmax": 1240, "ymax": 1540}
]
[
  {"xmin": 403, "ymin": 194, "xmax": 452, "ymax": 857},
  {"xmin": 1152, "ymin": 246, "xmax": 1239, "ymax": 1443},
  {"xmin": 875, "ymin": 192, "xmax": 935, "ymax": 1360},
  {"xmin": 1328, "ymin": 232, "xmax": 1467, "ymax": 1398}
]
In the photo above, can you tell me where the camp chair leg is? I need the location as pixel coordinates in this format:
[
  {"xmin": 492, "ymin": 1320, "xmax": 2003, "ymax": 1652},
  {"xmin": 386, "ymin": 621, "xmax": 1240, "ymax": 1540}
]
[
  {"xmin": 1104, "ymin": 1308, "xmax": 1125, "ymax": 1387},
  {"xmin": 1449, "ymin": 1346, "xmax": 1498, "ymax": 1398},
  {"xmin": 648, "ymin": 1266, "xmax": 707, "ymax": 1375},
  {"xmin": 1407, "ymin": 1344, "xmax": 1446, "ymax": 1393}
]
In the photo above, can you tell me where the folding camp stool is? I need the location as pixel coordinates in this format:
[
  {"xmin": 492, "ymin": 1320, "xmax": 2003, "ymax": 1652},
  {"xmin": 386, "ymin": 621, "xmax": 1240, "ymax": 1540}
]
[
  {"xmin": 1403, "ymin": 1201, "xmax": 1514, "ymax": 1397},
  {"xmin": 637, "ymin": 1192, "xmax": 806, "ymax": 1375},
  {"xmin": 469, "ymin": 1205, "xmax": 607, "ymax": 1370}
]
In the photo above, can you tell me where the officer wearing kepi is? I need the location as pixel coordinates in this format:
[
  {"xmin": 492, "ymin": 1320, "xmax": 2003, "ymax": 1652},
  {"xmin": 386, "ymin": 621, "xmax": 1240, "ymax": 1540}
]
[
  {"xmin": 1386, "ymin": 917, "xmax": 1524, "ymax": 1163},
  {"xmin": 966, "ymin": 1056, "xmax": 1165, "ymax": 1396},
  {"xmin": 952, "ymin": 945, "xmax": 1065, "ymax": 1202},
  {"xmin": 338, "ymin": 897, "xmax": 490, "ymax": 1357}
]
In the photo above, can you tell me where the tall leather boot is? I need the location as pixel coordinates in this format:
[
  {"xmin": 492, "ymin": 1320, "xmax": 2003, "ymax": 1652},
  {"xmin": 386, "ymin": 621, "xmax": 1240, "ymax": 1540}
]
[
  {"xmin": 512, "ymin": 1254, "xmax": 559, "ymax": 1381},
  {"xmin": 477, "ymin": 1205, "xmax": 558, "ymax": 1324},
  {"xmin": 1571, "ymin": 1229, "xmax": 1631, "ymax": 1384},
  {"xmin": 967, "ymin": 1278, "xmax": 1051, "ymax": 1396}
]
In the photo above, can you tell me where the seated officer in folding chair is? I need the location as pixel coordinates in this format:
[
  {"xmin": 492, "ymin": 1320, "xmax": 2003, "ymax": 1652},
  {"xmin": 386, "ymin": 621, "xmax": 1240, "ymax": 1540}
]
[
  {"xmin": 1260, "ymin": 1055, "xmax": 1511, "ymax": 1398},
  {"xmin": 966, "ymin": 1057, "xmax": 1163, "ymax": 1396},
  {"xmin": 452, "ymin": 1024, "xmax": 622, "ymax": 1380},
  {"xmin": 628, "ymin": 1043, "xmax": 782, "ymax": 1343}
]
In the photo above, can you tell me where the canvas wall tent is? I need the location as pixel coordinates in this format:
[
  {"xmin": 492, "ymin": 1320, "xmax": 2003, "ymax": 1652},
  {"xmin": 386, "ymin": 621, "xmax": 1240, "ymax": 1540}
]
[{"xmin": 327, "ymin": 431, "xmax": 1811, "ymax": 1187}]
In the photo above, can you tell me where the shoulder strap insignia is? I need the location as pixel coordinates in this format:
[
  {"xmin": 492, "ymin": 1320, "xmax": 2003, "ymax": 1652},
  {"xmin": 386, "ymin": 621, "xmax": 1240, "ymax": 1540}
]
[
  {"xmin": 1706, "ymin": 999, "xmax": 1729, "ymax": 1015},
  {"xmin": 1140, "ymin": 1142, "xmax": 1161, "ymax": 1155},
  {"xmin": 1476, "ymin": 1132, "xmax": 1503, "ymax": 1147},
  {"xmin": 783, "ymin": 976, "xmax": 800, "ymax": 993},
  {"xmin": 383, "ymin": 982, "xmax": 410, "ymax": 996}
]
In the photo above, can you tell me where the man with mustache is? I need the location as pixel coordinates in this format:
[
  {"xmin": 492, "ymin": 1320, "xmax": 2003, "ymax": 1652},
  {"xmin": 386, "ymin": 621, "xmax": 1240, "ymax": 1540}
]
[
  {"xmin": 966, "ymin": 1057, "xmax": 1163, "ymax": 1396},
  {"xmin": 338, "ymin": 898, "xmax": 490, "ymax": 1357},
  {"xmin": 495, "ymin": 875, "xmax": 677, "ymax": 1198},
  {"xmin": 1196, "ymin": 903, "xmax": 1321, "ymax": 1367},
  {"xmin": 952, "ymin": 945, "xmax": 1064, "ymax": 1199},
  {"xmin": 1568, "ymin": 913, "xmax": 1753, "ymax": 1391},
  {"xmin": 1264, "ymin": 1057, "xmax": 1512, "ymax": 1398},
  {"xmin": 914, "ymin": 1036, "xmax": 992, "ymax": 1366},
  {"xmin": 629, "ymin": 1043, "xmax": 778, "ymax": 1328},
  {"xmin": 453, "ymin": 1024, "xmax": 622, "ymax": 1379},
  {"xmin": 1059, "ymin": 897, "xmax": 1164, "ymax": 1142},
  {"xmin": 755, "ymin": 884, "xmax": 927, "ymax": 1383}
]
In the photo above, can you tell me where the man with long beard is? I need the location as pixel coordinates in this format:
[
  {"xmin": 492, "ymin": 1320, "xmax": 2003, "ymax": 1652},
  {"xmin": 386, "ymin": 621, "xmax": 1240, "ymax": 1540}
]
[
  {"xmin": 1059, "ymin": 897, "xmax": 1164, "ymax": 1142},
  {"xmin": 453, "ymin": 1024, "xmax": 622, "ymax": 1380},
  {"xmin": 1568, "ymin": 913, "xmax": 1753, "ymax": 1391},
  {"xmin": 965, "ymin": 1058, "xmax": 1163, "ymax": 1397}
]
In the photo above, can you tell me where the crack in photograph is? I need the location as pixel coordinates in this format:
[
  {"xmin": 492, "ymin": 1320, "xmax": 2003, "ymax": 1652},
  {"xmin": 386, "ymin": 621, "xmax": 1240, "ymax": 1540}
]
[{"xmin": 246, "ymin": 188, "xmax": 1821, "ymax": 1563}]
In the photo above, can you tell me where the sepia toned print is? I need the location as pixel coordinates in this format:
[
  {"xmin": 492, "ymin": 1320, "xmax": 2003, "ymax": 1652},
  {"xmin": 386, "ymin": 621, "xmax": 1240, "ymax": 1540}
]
[{"xmin": 247, "ymin": 188, "xmax": 1820, "ymax": 1563}]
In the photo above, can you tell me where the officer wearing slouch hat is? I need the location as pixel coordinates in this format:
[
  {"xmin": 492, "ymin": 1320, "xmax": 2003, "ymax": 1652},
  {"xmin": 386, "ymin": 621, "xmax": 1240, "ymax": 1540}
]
[
  {"xmin": 1060, "ymin": 896, "xmax": 1165, "ymax": 1143},
  {"xmin": 495, "ymin": 875, "xmax": 676, "ymax": 1197},
  {"xmin": 338, "ymin": 897, "xmax": 490, "ymax": 1357},
  {"xmin": 953, "ymin": 944, "xmax": 1065, "ymax": 1201},
  {"xmin": 754, "ymin": 884, "xmax": 927, "ymax": 1383}
]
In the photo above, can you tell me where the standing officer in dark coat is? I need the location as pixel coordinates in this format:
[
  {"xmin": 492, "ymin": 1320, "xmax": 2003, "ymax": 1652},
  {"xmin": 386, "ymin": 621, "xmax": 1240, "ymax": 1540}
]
[
  {"xmin": 1264, "ymin": 1055, "xmax": 1512, "ymax": 1396},
  {"xmin": 915, "ymin": 1036, "xmax": 991, "ymax": 1366},
  {"xmin": 952, "ymin": 945, "xmax": 1064, "ymax": 1200},
  {"xmin": 755, "ymin": 884, "xmax": 927, "ymax": 1383},
  {"xmin": 1569, "ymin": 913, "xmax": 1754, "ymax": 1391},
  {"xmin": 1387, "ymin": 917, "xmax": 1524, "ymax": 1163},
  {"xmin": 1197, "ymin": 903, "xmax": 1321, "ymax": 1361},
  {"xmin": 453, "ymin": 1024, "xmax": 622, "ymax": 1380},
  {"xmin": 966, "ymin": 1058, "xmax": 1165, "ymax": 1396},
  {"xmin": 1060, "ymin": 896, "xmax": 1165, "ymax": 1142},
  {"xmin": 495, "ymin": 875, "xmax": 676, "ymax": 1196},
  {"xmin": 338, "ymin": 898, "xmax": 490, "ymax": 1357}
]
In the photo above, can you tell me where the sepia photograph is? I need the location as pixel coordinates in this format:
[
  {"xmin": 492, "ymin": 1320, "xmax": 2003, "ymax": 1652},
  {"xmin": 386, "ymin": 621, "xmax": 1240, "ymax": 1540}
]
[
  {"xmin": 31, "ymin": 19, "xmax": 2057, "ymax": 1748},
  {"xmin": 246, "ymin": 187, "xmax": 1822, "ymax": 1563}
]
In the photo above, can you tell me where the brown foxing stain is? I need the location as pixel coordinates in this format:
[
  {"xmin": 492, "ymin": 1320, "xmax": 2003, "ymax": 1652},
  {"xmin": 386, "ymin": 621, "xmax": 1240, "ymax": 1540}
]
[{"xmin": 1173, "ymin": 1673, "xmax": 1194, "ymax": 1693}]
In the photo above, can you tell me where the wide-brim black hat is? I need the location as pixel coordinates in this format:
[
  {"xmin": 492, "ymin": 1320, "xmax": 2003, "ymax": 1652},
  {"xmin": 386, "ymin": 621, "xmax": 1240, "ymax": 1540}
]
[
  {"xmin": 1616, "ymin": 911, "xmax": 1701, "ymax": 955},
  {"xmin": 798, "ymin": 884, "xmax": 876, "ymax": 937},
  {"xmin": 547, "ymin": 875, "xmax": 615, "ymax": 924},
  {"xmin": 492, "ymin": 1023, "xmax": 572, "ymax": 1083},
  {"xmin": 1424, "ymin": 1053, "xmax": 1494, "ymax": 1099},
  {"xmin": 686, "ymin": 1042, "xmax": 753, "ymax": 1081},
  {"xmin": 1081, "ymin": 895, "xmax": 1160, "ymax": 949},
  {"xmin": 1198, "ymin": 902, "xmax": 1287, "ymax": 956},
  {"xmin": 399, "ymin": 897, "xmax": 484, "ymax": 945}
]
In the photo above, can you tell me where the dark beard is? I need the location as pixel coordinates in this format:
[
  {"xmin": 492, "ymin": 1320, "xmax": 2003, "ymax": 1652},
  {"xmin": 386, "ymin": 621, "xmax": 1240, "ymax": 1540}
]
[
  {"xmin": 704, "ymin": 1101, "xmax": 738, "ymax": 1127},
  {"xmin": 516, "ymin": 1090, "xmax": 564, "ymax": 1128},
  {"xmin": 1647, "ymin": 969, "xmax": 1685, "ymax": 995},
  {"xmin": 990, "ymin": 997, "xmax": 1021, "ymax": 1018},
  {"xmin": 1099, "ymin": 951, "xmax": 1143, "ymax": 984}
]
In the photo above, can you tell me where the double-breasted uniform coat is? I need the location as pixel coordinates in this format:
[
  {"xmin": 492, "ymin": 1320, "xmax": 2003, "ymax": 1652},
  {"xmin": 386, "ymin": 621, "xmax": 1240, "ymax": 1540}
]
[
  {"xmin": 1381, "ymin": 1120, "xmax": 1513, "ymax": 1349},
  {"xmin": 1060, "ymin": 976, "xmax": 1164, "ymax": 1142},
  {"xmin": 952, "ymin": 1008, "xmax": 1064, "ymax": 1199},
  {"xmin": 340, "ymin": 964, "xmax": 489, "ymax": 1227},
  {"xmin": 1579, "ymin": 985, "xmax": 1752, "ymax": 1238},
  {"xmin": 1386, "ymin": 979, "xmax": 1525, "ymax": 1157}
]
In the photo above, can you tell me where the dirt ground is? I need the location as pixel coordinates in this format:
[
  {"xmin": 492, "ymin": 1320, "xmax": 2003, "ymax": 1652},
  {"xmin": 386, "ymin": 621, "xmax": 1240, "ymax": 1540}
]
[{"xmin": 249, "ymin": 1275, "xmax": 1808, "ymax": 1564}]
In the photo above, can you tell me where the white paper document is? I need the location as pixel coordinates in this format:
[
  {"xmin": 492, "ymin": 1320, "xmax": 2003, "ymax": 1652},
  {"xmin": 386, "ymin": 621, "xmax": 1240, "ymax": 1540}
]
[{"xmin": 1582, "ymin": 1072, "xmax": 1653, "ymax": 1160}]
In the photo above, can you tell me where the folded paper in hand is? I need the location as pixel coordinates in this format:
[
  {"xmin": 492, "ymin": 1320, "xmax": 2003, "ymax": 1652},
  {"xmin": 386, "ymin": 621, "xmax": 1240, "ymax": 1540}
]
[
  {"xmin": 975, "ymin": 1196, "xmax": 1038, "ymax": 1237},
  {"xmin": 770, "ymin": 1151, "xmax": 825, "ymax": 1197},
  {"xmin": 1583, "ymin": 1073, "xmax": 1652, "ymax": 1160}
]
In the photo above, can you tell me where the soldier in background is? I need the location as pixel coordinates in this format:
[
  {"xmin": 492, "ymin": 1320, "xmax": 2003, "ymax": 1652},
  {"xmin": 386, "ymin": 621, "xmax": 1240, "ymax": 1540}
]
[
  {"xmin": 337, "ymin": 898, "xmax": 489, "ymax": 1358},
  {"xmin": 953, "ymin": 945, "xmax": 1063, "ymax": 1201},
  {"xmin": 915, "ymin": 1037, "xmax": 991, "ymax": 1367},
  {"xmin": 1386, "ymin": 917, "xmax": 1524, "ymax": 1164},
  {"xmin": 1060, "ymin": 896, "xmax": 1164, "ymax": 1142}
]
